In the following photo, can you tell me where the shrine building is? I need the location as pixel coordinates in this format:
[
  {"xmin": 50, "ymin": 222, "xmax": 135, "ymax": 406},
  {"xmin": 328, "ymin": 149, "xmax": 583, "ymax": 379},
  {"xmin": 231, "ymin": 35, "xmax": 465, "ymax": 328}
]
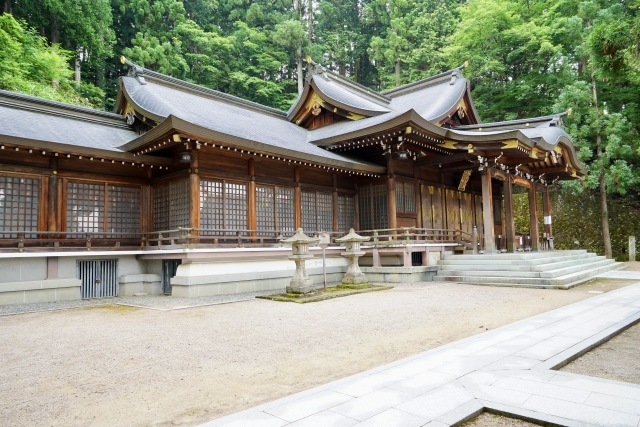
[{"xmin": 0, "ymin": 59, "xmax": 592, "ymax": 303}]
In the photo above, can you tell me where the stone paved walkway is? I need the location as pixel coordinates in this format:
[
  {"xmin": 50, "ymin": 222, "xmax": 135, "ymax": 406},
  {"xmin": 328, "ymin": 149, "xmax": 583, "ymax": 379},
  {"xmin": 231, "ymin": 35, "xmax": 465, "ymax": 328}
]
[{"xmin": 200, "ymin": 277, "xmax": 640, "ymax": 427}]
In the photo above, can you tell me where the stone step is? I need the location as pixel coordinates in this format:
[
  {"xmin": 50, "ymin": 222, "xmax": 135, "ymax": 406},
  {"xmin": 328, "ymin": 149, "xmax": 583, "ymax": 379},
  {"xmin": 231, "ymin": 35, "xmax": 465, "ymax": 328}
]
[
  {"xmin": 531, "ymin": 254, "xmax": 607, "ymax": 271},
  {"xmin": 440, "ymin": 252, "xmax": 597, "ymax": 267},
  {"xmin": 439, "ymin": 254, "xmax": 600, "ymax": 271},
  {"xmin": 433, "ymin": 262, "xmax": 624, "ymax": 289},
  {"xmin": 548, "ymin": 262, "xmax": 624, "ymax": 287},
  {"xmin": 437, "ymin": 269, "xmax": 541, "ymax": 278},
  {"xmin": 442, "ymin": 250, "xmax": 587, "ymax": 261},
  {"xmin": 538, "ymin": 258, "xmax": 615, "ymax": 278}
]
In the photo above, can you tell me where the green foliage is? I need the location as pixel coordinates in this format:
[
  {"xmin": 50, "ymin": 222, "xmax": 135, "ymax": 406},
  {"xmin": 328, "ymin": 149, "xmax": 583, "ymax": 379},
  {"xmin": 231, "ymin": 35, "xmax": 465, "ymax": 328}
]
[{"xmin": 0, "ymin": 13, "xmax": 104, "ymax": 107}]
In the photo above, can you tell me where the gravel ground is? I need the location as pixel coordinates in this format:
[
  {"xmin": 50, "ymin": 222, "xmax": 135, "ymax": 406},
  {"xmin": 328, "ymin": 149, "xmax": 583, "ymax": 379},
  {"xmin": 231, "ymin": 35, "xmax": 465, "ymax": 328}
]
[
  {"xmin": 560, "ymin": 321, "xmax": 640, "ymax": 384},
  {"xmin": 461, "ymin": 412, "xmax": 541, "ymax": 426},
  {"xmin": 1, "ymin": 280, "xmax": 637, "ymax": 427}
]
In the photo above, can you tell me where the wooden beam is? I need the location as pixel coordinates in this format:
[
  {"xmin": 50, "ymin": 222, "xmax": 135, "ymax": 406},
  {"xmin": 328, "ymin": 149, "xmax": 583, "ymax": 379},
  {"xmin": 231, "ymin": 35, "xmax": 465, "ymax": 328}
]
[
  {"xmin": 415, "ymin": 153, "xmax": 476, "ymax": 167},
  {"xmin": 387, "ymin": 158, "xmax": 397, "ymax": 231},
  {"xmin": 189, "ymin": 150, "xmax": 200, "ymax": 229},
  {"xmin": 47, "ymin": 158, "xmax": 58, "ymax": 232},
  {"xmin": 294, "ymin": 166, "xmax": 301, "ymax": 229},
  {"xmin": 247, "ymin": 158, "xmax": 256, "ymax": 232}
]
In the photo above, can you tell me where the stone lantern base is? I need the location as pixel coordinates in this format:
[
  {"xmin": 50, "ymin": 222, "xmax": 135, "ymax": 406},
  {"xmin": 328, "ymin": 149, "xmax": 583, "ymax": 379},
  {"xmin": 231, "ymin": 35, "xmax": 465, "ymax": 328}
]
[
  {"xmin": 286, "ymin": 255, "xmax": 316, "ymax": 294},
  {"xmin": 341, "ymin": 251, "xmax": 368, "ymax": 285}
]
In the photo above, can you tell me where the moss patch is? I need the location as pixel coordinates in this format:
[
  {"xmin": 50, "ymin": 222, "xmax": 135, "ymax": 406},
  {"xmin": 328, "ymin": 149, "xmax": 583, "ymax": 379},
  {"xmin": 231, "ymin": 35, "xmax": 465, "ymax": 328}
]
[{"xmin": 256, "ymin": 284, "xmax": 393, "ymax": 303}]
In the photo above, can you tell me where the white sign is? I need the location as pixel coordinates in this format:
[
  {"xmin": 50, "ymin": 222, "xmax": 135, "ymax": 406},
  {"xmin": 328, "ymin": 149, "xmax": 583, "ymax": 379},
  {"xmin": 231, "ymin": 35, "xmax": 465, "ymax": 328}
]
[
  {"xmin": 318, "ymin": 232, "xmax": 331, "ymax": 248},
  {"xmin": 544, "ymin": 216, "xmax": 552, "ymax": 225}
]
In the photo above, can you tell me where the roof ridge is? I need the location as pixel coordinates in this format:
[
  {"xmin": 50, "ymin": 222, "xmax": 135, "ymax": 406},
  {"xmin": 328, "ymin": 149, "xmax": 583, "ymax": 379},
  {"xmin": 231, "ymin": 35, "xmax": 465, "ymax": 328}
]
[
  {"xmin": 457, "ymin": 111, "xmax": 571, "ymax": 129},
  {"xmin": 381, "ymin": 64, "xmax": 467, "ymax": 98},
  {"xmin": 121, "ymin": 58, "xmax": 288, "ymax": 119},
  {"xmin": 316, "ymin": 67, "xmax": 391, "ymax": 104},
  {"xmin": 0, "ymin": 89, "xmax": 130, "ymax": 129}
]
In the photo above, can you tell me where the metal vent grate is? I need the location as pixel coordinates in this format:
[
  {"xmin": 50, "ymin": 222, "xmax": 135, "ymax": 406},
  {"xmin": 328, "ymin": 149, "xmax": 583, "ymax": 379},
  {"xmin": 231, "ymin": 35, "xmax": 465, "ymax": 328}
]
[{"xmin": 77, "ymin": 259, "xmax": 118, "ymax": 299}]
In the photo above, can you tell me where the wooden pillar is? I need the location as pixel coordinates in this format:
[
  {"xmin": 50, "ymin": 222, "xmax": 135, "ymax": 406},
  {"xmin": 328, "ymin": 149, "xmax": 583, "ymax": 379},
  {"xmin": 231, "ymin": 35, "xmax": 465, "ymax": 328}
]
[
  {"xmin": 503, "ymin": 175, "xmax": 516, "ymax": 252},
  {"xmin": 247, "ymin": 158, "xmax": 256, "ymax": 232},
  {"xmin": 481, "ymin": 170, "xmax": 496, "ymax": 253},
  {"xmin": 528, "ymin": 184, "xmax": 540, "ymax": 251},
  {"xmin": 332, "ymin": 174, "xmax": 339, "ymax": 232},
  {"xmin": 387, "ymin": 158, "xmax": 397, "ymax": 231},
  {"xmin": 294, "ymin": 166, "xmax": 301, "ymax": 229},
  {"xmin": 48, "ymin": 158, "xmax": 59, "ymax": 232},
  {"xmin": 354, "ymin": 183, "xmax": 360, "ymax": 231},
  {"xmin": 189, "ymin": 149, "xmax": 200, "ymax": 229},
  {"xmin": 542, "ymin": 186, "xmax": 553, "ymax": 250}
]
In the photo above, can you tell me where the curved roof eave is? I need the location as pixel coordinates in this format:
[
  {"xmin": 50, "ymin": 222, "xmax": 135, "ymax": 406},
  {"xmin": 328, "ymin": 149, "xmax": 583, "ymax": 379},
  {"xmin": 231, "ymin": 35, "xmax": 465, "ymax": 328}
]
[
  {"xmin": 309, "ymin": 109, "xmax": 448, "ymax": 146},
  {"xmin": 119, "ymin": 115, "xmax": 386, "ymax": 174},
  {"xmin": 428, "ymin": 80, "xmax": 481, "ymax": 125},
  {"xmin": 446, "ymin": 128, "xmax": 586, "ymax": 173}
]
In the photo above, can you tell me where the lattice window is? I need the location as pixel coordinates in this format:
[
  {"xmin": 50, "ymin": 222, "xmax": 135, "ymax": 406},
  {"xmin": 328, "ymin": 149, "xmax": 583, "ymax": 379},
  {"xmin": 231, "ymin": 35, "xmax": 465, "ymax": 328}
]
[
  {"xmin": 67, "ymin": 182, "xmax": 105, "ymax": 234},
  {"xmin": 170, "ymin": 181, "xmax": 190, "ymax": 229},
  {"xmin": 358, "ymin": 186, "xmax": 372, "ymax": 231},
  {"xmin": 396, "ymin": 182, "xmax": 416, "ymax": 213},
  {"xmin": 371, "ymin": 183, "xmax": 388, "ymax": 229},
  {"xmin": 396, "ymin": 181, "xmax": 404, "ymax": 212},
  {"xmin": 405, "ymin": 183, "xmax": 416, "ymax": 212},
  {"xmin": 276, "ymin": 187, "xmax": 295, "ymax": 233},
  {"xmin": 0, "ymin": 175, "xmax": 40, "ymax": 238},
  {"xmin": 338, "ymin": 195, "xmax": 355, "ymax": 232},
  {"xmin": 107, "ymin": 186, "xmax": 140, "ymax": 237},
  {"xmin": 200, "ymin": 180, "xmax": 223, "ymax": 232},
  {"xmin": 256, "ymin": 185, "xmax": 275, "ymax": 235},
  {"xmin": 153, "ymin": 185, "xmax": 170, "ymax": 231},
  {"xmin": 154, "ymin": 181, "xmax": 190, "ymax": 231},
  {"xmin": 301, "ymin": 191, "xmax": 316, "ymax": 232},
  {"xmin": 301, "ymin": 191, "xmax": 333, "ymax": 234},
  {"xmin": 225, "ymin": 182, "xmax": 247, "ymax": 233},
  {"xmin": 200, "ymin": 179, "xmax": 247, "ymax": 235}
]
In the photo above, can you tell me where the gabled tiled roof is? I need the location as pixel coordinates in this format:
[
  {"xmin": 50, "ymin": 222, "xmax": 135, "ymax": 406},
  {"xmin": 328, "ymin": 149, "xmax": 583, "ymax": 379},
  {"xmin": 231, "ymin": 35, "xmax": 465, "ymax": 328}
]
[{"xmin": 0, "ymin": 90, "xmax": 136, "ymax": 151}]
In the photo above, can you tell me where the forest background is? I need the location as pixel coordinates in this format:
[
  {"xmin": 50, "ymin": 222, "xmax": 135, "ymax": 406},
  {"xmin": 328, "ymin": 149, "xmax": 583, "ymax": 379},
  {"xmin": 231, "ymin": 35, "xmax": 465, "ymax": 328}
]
[{"xmin": 1, "ymin": 0, "xmax": 640, "ymax": 260}]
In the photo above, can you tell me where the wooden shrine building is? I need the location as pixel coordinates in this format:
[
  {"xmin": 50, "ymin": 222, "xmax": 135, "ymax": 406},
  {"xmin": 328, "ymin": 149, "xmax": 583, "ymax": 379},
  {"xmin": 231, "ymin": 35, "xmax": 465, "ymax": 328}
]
[{"xmin": 0, "ymin": 59, "xmax": 587, "ymax": 302}]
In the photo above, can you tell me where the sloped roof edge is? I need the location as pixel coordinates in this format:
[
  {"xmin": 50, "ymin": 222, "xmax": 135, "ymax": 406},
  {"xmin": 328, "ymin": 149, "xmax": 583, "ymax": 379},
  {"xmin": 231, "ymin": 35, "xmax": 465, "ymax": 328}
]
[
  {"xmin": 118, "ymin": 58, "xmax": 288, "ymax": 119},
  {"xmin": 119, "ymin": 115, "xmax": 386, "ymax": 174}
]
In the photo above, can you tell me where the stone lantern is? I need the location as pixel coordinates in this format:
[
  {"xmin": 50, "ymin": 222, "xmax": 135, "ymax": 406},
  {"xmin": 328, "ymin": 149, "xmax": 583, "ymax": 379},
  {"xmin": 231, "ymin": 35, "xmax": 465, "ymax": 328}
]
[
  {"xmin": 335, "ymin": 228, "xmax": 370, "ymax": 285},
  {"xmin": 280, "ymin": 228, "xmax": 319, "ymax": 294}
]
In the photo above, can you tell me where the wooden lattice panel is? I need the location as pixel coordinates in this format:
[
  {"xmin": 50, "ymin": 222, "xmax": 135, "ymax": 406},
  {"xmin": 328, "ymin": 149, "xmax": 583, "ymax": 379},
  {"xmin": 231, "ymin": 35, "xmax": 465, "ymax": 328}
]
[
  {"xmin": 66, "ymin": 182, "xmax": 105, "ymax": 233},
  {"xmin": 256, "ymin": 185, "xmax": 275, "ymax": 235},
  {"xmin": 338, "ymin": 195, "xmax": 355, "ymax": 232},
  {"xmin": 107, "ymin": 185, "xmax": 141, "ymax": 237},
  {"xmin": 276, "ymin": 187, "xmax": 295, "ymax": 232},
  {"xmin": 0, "ymin": 175, "xmax": 40, "ymax": 238}
]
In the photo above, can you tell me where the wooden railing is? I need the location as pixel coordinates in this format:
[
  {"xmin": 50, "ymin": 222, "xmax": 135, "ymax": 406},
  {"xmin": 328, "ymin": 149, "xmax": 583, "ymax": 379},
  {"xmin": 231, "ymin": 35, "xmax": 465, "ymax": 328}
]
[
  {"xmin": 0, "ymin": 227, "xmax": 474, "ymax": 252},
  {"xmin": 357, "ymin": 227, "xmax": 474, "ymax": 249}
]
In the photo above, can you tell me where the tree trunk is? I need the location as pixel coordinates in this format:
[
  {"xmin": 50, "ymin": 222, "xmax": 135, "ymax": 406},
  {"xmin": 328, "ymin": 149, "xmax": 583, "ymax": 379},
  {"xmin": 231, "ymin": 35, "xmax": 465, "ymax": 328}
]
[
  {"xmin": 297, "ymin": 46, "xmax": 303, "ymax": 95},
  {"xmin": 395, "ymin": 60, "xmax": 400, "ymax": 87},
  {"xmin": 3, "ymin": 0, "xmax": 11, "ymax": 13},
  {"xmin": 75, "ymin": 47, "xmax": 82, "ymax": 85},
  {"xmin": 307, "ymin": 0, "xmax": 312, "ymax": 44},
  {"xmin": 50, "ymin": 15, "xmax": 59, "ymax": 44},
  {"xmin": 591, "ymin": 73, "xmax": 612, "ymax": 259}
]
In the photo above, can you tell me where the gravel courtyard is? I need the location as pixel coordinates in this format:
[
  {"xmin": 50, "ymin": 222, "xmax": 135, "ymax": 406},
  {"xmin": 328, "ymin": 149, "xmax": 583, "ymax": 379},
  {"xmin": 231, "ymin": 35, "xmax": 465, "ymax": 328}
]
[{"xmin": 0, "ymin": 280, "xmax": 636, "ymax": 427}]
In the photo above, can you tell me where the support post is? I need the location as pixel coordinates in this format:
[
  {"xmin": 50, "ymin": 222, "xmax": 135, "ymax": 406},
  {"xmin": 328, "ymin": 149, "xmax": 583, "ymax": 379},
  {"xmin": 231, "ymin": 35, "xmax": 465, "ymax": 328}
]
[
  {"xmin": 629, "ymin": 236, "xmax": 636, "ymax": 262},
  {"xmin": 528, "ymin": 184, "xmax": 539, "ymax": 251},
  {"xmin": 481, "ymin": 170, "xmax": 496, "ymax": 253},
  {"xmin": 387, "ymin": 158, "xmax": 397, "ymax": 232},
  {"xmin": 189, "ymin": 150, "xmax": 200, "ymax": 230},
  {"xmin": 542, "ymin": 186, "xmax": 553, "ymax": 250},
  {"xmin": 294, "ymin": 166, "xmax": 301, "ymax": 229},
  {"xmin": 247, "ymin": 159, "xmax": 256, "ymax": 236},
  {"xmin": 503, "ymin": 175, "xmax": 516, "ymax": 252},
  {"xmin": 48, "ymin": 158, "xmax": 59, "ymax": 232}
]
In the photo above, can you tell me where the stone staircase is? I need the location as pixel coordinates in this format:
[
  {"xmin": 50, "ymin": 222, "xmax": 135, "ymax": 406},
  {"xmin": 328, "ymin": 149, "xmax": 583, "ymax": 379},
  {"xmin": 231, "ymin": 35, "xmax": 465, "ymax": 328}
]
[{"xmin": 434, "ymin": 250, "xmax": 624, "ymax": 289}]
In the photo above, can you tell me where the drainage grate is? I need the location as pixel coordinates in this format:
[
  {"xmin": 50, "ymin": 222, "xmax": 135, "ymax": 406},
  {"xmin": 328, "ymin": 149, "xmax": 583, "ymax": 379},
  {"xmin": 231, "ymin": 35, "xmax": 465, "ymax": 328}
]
[
  {"xmin": 77, "ymin": 259, "xmax": 119, "ymax": 299},
  {"xmin": 411, "ymin": 252, "xmax": 423, "ymax": 266}
]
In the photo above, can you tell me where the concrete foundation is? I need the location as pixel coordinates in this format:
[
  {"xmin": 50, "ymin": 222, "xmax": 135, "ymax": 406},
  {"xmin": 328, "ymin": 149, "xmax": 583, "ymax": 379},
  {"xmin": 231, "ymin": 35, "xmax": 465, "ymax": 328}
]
[
  {"xmin": 361, "ymin": 266, "xmax": 439, "ymax": 283},
  {"xmin": 170, "ymin": 257, "xmax": 349, "ymax": 297},
  {"xmin": 119, "ymin": 274, "xmax": 162, "ymax": 296},
  {"xmin": 0, "ymin": 278, "xmax": 81, "ymax": 305}
]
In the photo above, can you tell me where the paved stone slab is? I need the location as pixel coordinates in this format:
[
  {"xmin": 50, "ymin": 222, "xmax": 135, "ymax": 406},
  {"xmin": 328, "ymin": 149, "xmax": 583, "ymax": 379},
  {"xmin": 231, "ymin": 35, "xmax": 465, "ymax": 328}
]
[
  {"xmin": 350, "ymin": 408, "xmax": 428, "ymax": 427},
  {"xmin": 329, "ymin": 388, "xmax": 414, "ymax": 421},
  {"xmin": 200, "ymin": 283, "xmax": 640, "ymax": 427},
  {"xmin": 286, "ymin": 411, "xmax": 358, "ymax": 427}
]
